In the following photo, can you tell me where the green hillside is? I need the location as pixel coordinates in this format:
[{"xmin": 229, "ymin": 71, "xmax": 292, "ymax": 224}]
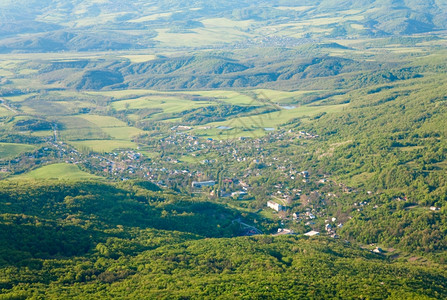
[
  {"xmin": 1, "ymin": 0, "xmax": 447, "ymax": 52},
  {"xmin": 0, "ymin": 181, "xmax": 445, "ymax": 299},
  {"xmin": 0, "ymin": 142, "xmax": 36, "ymax": 159}
]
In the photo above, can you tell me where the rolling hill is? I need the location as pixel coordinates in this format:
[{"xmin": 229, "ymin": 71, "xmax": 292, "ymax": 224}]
[{"xmin": 1, "ymin": 0, "xmax": 447, "ymax": 52}]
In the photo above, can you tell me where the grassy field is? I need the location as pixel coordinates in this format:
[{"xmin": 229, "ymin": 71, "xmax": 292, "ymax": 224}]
[
  {"xmin": 184, "ymin": 90, "xmax": 255, "ymax": 105},
  {"xmin": 111, "ymin": 95, "xmax": 212, "ymax": 113},
  {"xmin": 1, "ymin": 86, "xmax": 347, "ymax": 150},
  {"xmin": 198, "ymin": 104, "xmax": 347, "ymax": 133},
  {"xmin": 10, "ymin": 163, "xmax": 102, "ymax": 180},
  {"xmin": 3, "ymin": 93, "xmax": 38, "ymax": 103},
  {"xmin": 120, "ymin": 54, "xmax": 157, "ymax": 63},
  {"xmin": 154, "ymin": 27, "xmax": 251, "ymax": 48},
  {"xmin": 69, "ymin": 140, "xmax": 138, "ymax": 152},
  {"xmin": 0, "ymin": 143, "xmax": 36, "ymax": 159},
  {"xmin": 79, "ymin": 115, "xmax": 128, "ymax": 127},
  {"xmin": 101, "ymin": 126, "xmax": 144, "ymax": 140},
  {"xmin": 0, "ymin": 107, "xmax": 14, "ymax": 117},
  {"xmin": 85, "ymin": 89, "xmax": 166, "ymax": 100},
  {"xmin": 108, "ymin": 89, "xmax": 326, "ymax": 122},
  {"xmin": 57, "ymin": 114, "xmax": 143, "ymax": 150}
]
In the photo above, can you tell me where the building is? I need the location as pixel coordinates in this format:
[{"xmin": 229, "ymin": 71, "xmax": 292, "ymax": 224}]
[
  {"xmin": 274, "ymin": 228, "xmax": 294, "ymax": 236},
  {"xmin": 267, "ymin": 200, "xmax": 285, "ymax": 212},
  {"xmin": 304, "ymin": 230, "xmax": 320, "ymax": 237},
  {"xmin": 191, "ymin": 180, "xmax": 216, "ymax": 188},
  {"xmin": 372, "ymin": 247, "xmax": 384, "ymax": 254},
  {"xmin": 231, "ymin": 191, "xmax": 248, "ymax": 198}
]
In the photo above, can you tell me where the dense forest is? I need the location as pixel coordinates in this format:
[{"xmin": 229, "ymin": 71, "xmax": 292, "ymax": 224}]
[{"xmin": 0, "ymin": 181, "xmax": 446, "ymax": 299}]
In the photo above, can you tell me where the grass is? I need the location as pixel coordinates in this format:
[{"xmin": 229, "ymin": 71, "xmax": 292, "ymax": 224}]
[
  {"xmin": 200, "ymin": 104, "xmax": 347, "ymax": 132},
  {"xmin": 59, "ymin": 116, "xmax": 102, "ymax": 129},
  {"xmin": 201, "ymin": 18, "xmax": 254, "ymax": 29},
  {"xmin": 102, "ymin": 127, "xmax": 144, "ymax": 140},
  {"xmin": 54, "ymin": 114, "xmax": 144, "ymax": 150},
  {"xmin": 252, "ymin": 89, "xmax": 324, "ymax": 104},
  {"xmin": 183, "ymin": 90, "xmax": 255, "ymax": 105},
  {"xmin": 30, "ymin": 130, "xmax": 54, "ymax": 137},
  {"xmin": 154, "ymin": 28, "xmax": 250, "ymax": 48},
  {"xmin": 0, "ymin": 107, "xmax": 14, "ymax": 117},
  {"xmin": 0, "ymin": 143, "xmax": 36, "ymax": 159},
  {"xmin": 85, "ymin": 89, "xmax": 165, "ymax": 99},
  {"xmin": 111, "ymin": 95, "xmax": 214, "ymax": 120},
  {"xmin": 0, "ymin": 69, "xmax": 14, "ymax": 76},
  {"xmin": 275, "ymin": 6, "xmax": 314, "ymax": 12},
  {"xmin": 128, "ymin": 12, "xmax": 173, "ymax": 23},
  {"xmin": 3, "ymin": 93, "xmax": 38, "ymax": 102},
  {"xmin": 11, "ymin": 163, "xmax": 102, "ymax": 180},
  {"xmin": 120, "ymin": 54, "xmax": 157, "ymax": 63},
  {"xmin": 344, "ymin": 172, "xmax": 375, "ymax": 187},
  {"xmin": 69, "ymin": 140, "xmax": 138, "ymax": 152},
  {"xmin": 79, "ymin": 115, "xmax": 128, "ymax": 127}
]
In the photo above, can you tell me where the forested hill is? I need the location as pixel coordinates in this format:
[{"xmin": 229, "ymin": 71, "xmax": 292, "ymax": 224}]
[
  {"xmin": 1, "ymin": 0, "xmax": 447, "ymax": 52},
  {"xmin": 0, "ymin": 181, "xmax": 446, "ymax": 299}
]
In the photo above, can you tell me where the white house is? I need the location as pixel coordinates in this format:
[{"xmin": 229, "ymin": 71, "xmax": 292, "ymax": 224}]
[
  {"xmin": 191, "ymin": 180, "xmax": 216, "ymax": 188},
  {"xmin": 267, "ymin": 200, "xmax": 285, "ymax": 212},
  {"xmin": 304, "ymin": 230, "xmax": 320, "ymax": 237}
]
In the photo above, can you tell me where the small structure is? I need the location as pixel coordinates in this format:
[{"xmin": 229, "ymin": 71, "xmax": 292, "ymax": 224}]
[
  {"xmin": 304, "ymin": 230, "xmax": 320, "ymax": 237},
  {"xmin": 275, "ymin": 228, "xmax": 294, "ymax": 236},
  {"xmin": 267, "ymin": 200, "xmax": 285, "ymax": 212},
  {"xmin": 372, "ymin": 247, "xmax": 384, "ymax": 254},
  {"xmin": 191, "ymin": 180, "xmax": 216, "ymax": 188},
  {"xmin": 306, "ymin": 211, "xmax": 316, "ymax": 219},
  {"xmin": 231, "ymin": 191, "xmax": 248, "ymax": 198}
]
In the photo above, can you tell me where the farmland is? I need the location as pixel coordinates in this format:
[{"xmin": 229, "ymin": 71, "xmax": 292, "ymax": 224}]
[
  {"xmin": 0, "ymin": 83, "xmax": 352, "ymax": 153},
  {"xmin": 0, "ymin": 143, "xmax": 36, "ymax": 159},
  {"xmin": 11, "ymin": 163, "xmax": 103, "ymax": 180}
]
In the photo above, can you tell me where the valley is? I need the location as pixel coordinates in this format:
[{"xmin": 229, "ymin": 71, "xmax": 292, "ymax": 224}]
[{"xmin": 0, "ymin": 0, "xmax": 446, "ymax": 298}]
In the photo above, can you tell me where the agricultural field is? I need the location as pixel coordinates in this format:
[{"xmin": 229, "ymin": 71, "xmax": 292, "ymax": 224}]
[
  {"xmin": 0, "ymin": 143, "xmax": 36, "ymax": 159},
  {"xmin": 10, "ymin": 163, "xmax": 102, "ymax": 180},
  {"xmin": 193, "ymin": 103, "xmax": 347, "ymax": 139},
  {"xmin": 69, "ymin": 140, "xmax": 138, "ymax": 153}
]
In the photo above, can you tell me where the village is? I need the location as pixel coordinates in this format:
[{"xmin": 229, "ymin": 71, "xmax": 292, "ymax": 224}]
[{"xmin": 0, "ymin": 126, "xmax": 365, "ymax": 238}]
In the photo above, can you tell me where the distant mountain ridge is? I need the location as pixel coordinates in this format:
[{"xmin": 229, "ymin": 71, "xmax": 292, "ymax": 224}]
[{"xmin": 0, "ymin": 0, "xmax": 446, "ymax": 52}]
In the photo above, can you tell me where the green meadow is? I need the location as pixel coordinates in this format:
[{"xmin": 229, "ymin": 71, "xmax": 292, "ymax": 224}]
[
  {"xmin": 11, "ymin": 163, "xmax": 102, "ymax": 180},
  {"xmin": 0, "ymin": 143, "xmax": 37, "ymax": 159},
  {"xmin": 196, "ymin": 104, "xmax": 347, "ymax": 136},
  {"xmin": 69, "ymin": 140, "xmax": 138, "ymax": 152}
]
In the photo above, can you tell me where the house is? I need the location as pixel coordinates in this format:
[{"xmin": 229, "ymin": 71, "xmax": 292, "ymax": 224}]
[
  {"xmin": 306, "ymin": 212, "xmax": 316, "ymax": 219},
  {"xmin": 275, "ymin": 228, "xmax": 294, "ymax": 236},
  {"xmin": 372, "ymin": 247, "xmax": 384, "ymax": 254},
  {"xmin": 191, "ymin": 180, "xmax": 216, "ymax": 188},
  {"xmin": 430, "ymin": 206, "xmax": 440, "ymax": 211},
  {"xmin": 267, "ymin": 200, "xmax": 285, "ymax": 212},
  {"xmin": 231, "ymin": 191, "xmax": 248, "ymax": 198},
  {"xmin": 304, "ymin": 230, "xmax": 320, "ymax": 237}
]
